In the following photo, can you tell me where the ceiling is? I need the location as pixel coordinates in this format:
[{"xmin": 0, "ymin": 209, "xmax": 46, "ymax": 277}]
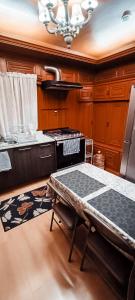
[{"xmin": 0, "ymin": 0, "xmax": 135, "ymax": 59}]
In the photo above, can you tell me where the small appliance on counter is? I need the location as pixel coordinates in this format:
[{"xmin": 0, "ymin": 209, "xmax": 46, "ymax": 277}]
[{"xmin": 44, "ymin": 127, "xmax": 85, "ymax": 169}]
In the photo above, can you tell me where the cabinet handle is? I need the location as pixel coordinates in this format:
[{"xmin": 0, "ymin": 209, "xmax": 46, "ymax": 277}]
[
  {"xmin": 106, "ymin": 121, "xmax": 110, "ymax": 127},
  {"xmin": 54, "ymin": 110, "xmax": 58, "ymax": 113},
  {"xmin": 40, "ymin": 154, "xmax": 52, "ymax": 159},
  {"xmin": 18, "ymin": 147, "xmax": 32, "ymax": 151},
  {"xmin": 40, "ymin": 144, "xmax": 51, "ymax": 148}
]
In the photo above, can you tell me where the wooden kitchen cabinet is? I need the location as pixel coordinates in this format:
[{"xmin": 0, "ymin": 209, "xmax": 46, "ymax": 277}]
[
  {"xmin": 93, "ymin": 103, "xmax": 107, "ymax": 143},
  {"xmin": 41, "ymin": 90, "xmax": 68, "ymax": 110},
  {"xmin": 105, "ymin": 102, "xmax": 128, "ymax": 147},
  {"xmin": 77, "ymin": 102, "xmax": 93, "ymax": 137},
  {"xmin": 94, "ymin": 83, "xmax": 109, "ymax": 100},
  {"xmin": 0, "ymin": 149, "xmax": 16, "ymax": 191},
  {"xmin": 93, "ymin": 101, "xmax": 128, "ymax": 174},
  {"xmin": 108, "ymin": 81, "xmax": 129, "ymax": 100},
  {"xmin": 78, "ymin": 85, "xmax": 93, "ymax": 102},
  {"xmin": 34, "ymin": 143, "xmax": 56, "ymax": 178},
  {"xmin": 93, "ymin": 102, "xmax": 128, "ymax": 148},
  {"xmin": 40, "ymin": 109, "xmax": 68, "ymax": 130},
  {"xmin": 0, "ymin": 142, "xmax": 56, "ymax": 192},
  {"xmin": 94, "ymin": 81, "xmax": 130, "ymax": 101},
  {"xmin": 94, "ymin": 144, "xmax": 121, "ymax": 175},
  {"xmin": 14, "ymin": 143, "xmax": 56, "ymax": 185}
]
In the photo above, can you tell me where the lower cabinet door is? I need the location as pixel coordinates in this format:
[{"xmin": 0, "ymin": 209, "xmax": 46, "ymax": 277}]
[
  {"xmin": 34, "ymin": 143, "xmax": 56, "ymax": 178},
  {"xmin": 14, "ymin": 143, "xmax": 56, "ymax": 184},
  {"xmin": 14, "ymin": 147, "xmax": 35, "ymax": 184},
  {"xmin": 0, "ymin": 149, "xmax": 16, "ymax": 192},
  {"xmin": 94, "ymin": 145, "xmax": 121, "ymax": 174},
  {"xmin": 105, "ymin": 150, "xmax": 120, "ymax": 174}
]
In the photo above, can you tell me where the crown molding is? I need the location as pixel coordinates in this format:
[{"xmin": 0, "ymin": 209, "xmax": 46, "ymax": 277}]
[
  {"xmin": 0, "ymin": 33, "xmax": 96, "ymax": 65},
  {"xmin": 0, "ymin": 33, "xmax": 135, "ymax": 66}
]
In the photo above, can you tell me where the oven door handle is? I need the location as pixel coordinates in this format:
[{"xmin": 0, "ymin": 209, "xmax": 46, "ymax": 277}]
[{"xmin": 57, "ymin": 137, "xmax": 84, "ymax": 145}]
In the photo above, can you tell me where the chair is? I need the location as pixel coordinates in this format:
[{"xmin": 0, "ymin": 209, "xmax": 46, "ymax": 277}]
[
  {"xmin": 49, "ymin": 189, "xmax": 83, "ymax": 262},
  {"xmin": 80, "ymin": 210, "xmax": 135, "ymax": 300}
]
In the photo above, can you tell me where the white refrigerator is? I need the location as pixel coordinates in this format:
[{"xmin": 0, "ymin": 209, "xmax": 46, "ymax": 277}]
[{"xmin": 120, "ymin": 85, "xmax": 135, "ymax": 182}]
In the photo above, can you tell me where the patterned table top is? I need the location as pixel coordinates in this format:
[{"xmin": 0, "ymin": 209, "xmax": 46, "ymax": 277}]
[{"xmin": 49, "ymin": 163, "xmax": 135, "ymax": 249}]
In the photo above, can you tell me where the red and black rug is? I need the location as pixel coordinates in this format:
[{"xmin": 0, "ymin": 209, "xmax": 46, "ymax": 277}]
[{"xmin": 0, "ymin": 185, "xmax": 52, "ymax": 232}]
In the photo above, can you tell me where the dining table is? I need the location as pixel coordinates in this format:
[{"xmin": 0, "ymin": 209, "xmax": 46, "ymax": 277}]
[{"xmin": 48, "ymin": 162, "xmax": 135, "ymax": 250}]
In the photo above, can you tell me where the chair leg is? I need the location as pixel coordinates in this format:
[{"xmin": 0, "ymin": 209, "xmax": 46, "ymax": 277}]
[
  {"xmin": 50, "ymin": 211, "xmax": 54, "ymax": 231},
  {"xmin": 80, "ymin": 225, "xmax": 91, "ymax": 271},
  {"xmin": 127, "ymin": 261, "xmax": 135, "ymax": 300},
  {"xmin": 80, "ymin": 245, "xmax": 88, "ymax": 271},
  {"xmin": 68, "ymin": 215, "xmax": 78, "ymax": 263}
]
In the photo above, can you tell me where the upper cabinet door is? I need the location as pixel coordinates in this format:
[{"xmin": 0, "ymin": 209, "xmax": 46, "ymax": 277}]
[
  {"xmin": 62, "ymin": 71, "xmax": 76, "ymax": 82},
  {"xmin": 108, "ymin": 81, "xmax": 129, "ymax": 100},
  {"xmin": 78, "ymin": 86, "xmax": 93, "ymax": 102},
  {"xmin": 94, "ymin": 84, "xmax": 109, "ymax": 100},
  {"xmin": 94, "ymin": 81, "xmax": 130, "ymax": 101}
]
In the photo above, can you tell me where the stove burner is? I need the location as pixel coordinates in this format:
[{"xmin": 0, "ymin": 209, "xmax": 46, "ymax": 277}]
[{"xmin": 43, "ymin": 127, "xmax": 84, "ymax": 141}]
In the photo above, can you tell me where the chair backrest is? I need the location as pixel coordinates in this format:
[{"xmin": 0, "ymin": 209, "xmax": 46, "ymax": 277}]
[
  {"xmin": 48, "ymin": 181, "xmax": 77, "ymax": 212},
  {"xmin": 84, "ymin": 209, "xmax": 135, "ymax": 258}
]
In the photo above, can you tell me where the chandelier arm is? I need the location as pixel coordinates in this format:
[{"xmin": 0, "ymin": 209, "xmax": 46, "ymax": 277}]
[
  {"xmin": 45, "ymin": 23, "xmax": 57, "ymax": 34},
  {"xmin": 78, "ymin": 10, "xmax": 92, "ymax": 27},
  {"xmin": 47, "ymin": 5, "xmax": 61, "ymax": 25},
  {"xmin": 63, "ymin": 0, "xmax": 70, "ymax": 25}
]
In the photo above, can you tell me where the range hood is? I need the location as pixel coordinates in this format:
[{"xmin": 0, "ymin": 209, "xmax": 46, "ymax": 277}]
[{"xmin": 42, "ymin": 66, "xmax": 83, "ymax": 91}]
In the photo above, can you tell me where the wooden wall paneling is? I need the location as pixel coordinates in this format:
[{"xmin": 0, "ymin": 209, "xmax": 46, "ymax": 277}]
[
  {"xmin": 38, "ymin": 110, "xmax": 58, "ymax": 130},
  {"xmin": 105, "ymin": 149, "xmax": 121, "ymax": 174},
  {"xmin": 108, "ymin": 81, "xmax": 129, "ymax": 100},
  {"xmin": 0, "ymin": 57, "xmax": 7, "ymax": 72},
  {"xmin": 77, "ymin": 69, "xmax": 94, "ymax": 83},
  {"xmin": 6, "ymin": 59, "xmax": 35, "ymax": 73},
  {"xmin": 94, "ymin": 80, "xmax": 132, "ymax": 101},
  {"xmin": 38, "ymin": 89, "xmax": 69, "ymax": 110},
  {"xmin": 61, "ymin": 70, "xmax": 76, "ymax": 82},
  {"xmin": 93, "ymin": 101, "xmax": 129, "ymax": 148},
  {"xmin": 37, "ymin": 85, "xmax": 44, "ymax": 130},
  {"xmin": 123, "ymin": 63, "xmax": 135, "ymax": 78},
  {"xmin": 93, "ymin": 103, "xmax": 107, "ymax": 143},
  {"xmin": 77, "ymin": 102, "xmax": 93, "ymax": 137},
  {"xmin": 94, "ymin": 144, "xmax": 121, "ymax": 175},
  {"xmin": 94, "ymin": 83, "xmax": 109, "ymax": 100},
  {"xmin": 95, "ymin": 63, "xmax": 135, "ymax": 84},
  {"xmin": 40, "ymin": 109, "xmax": 68, "ymax": 130},
  {"xmin": 67, "ymin": 90, "xmax": 79, "ymax": 129},
  {"xmin": 95, "ymin": 67, "xmax": 117, "ymax": 83},
  {"xmin": 78, "ymin": 85, "xmax": 93, "ymax": 102}
]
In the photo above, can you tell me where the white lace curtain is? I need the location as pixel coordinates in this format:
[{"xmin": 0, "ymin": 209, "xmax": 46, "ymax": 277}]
[{"xmin": 0, "ymin": 72, "xmax": 37, "ymax": 138}]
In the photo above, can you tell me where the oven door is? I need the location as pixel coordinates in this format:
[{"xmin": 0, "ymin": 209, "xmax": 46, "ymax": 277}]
[{"xmin": 56, "ymin": 138, "xmax": 85, "ymax": 169}]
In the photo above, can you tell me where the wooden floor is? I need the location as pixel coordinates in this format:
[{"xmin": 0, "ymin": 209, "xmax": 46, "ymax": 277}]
[{"xmin": 0, "ymin": 180, "xmax": 118, "ymax": 300}]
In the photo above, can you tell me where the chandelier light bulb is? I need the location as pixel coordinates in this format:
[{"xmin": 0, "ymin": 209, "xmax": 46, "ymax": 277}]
[
  {"xmin": 56, "ymin": 4, "xmax": 66, "ymax": 23},
  {"xmin": 81, "ymin": 0, "xmax": 98, "ymax": 10},
  {"xmin": 71, "ymin": 3, "xmax": 84, "ymax": 25},
  {"xmin": 40, "ymin": 0, "xmax": 57, "ymax": 8}
]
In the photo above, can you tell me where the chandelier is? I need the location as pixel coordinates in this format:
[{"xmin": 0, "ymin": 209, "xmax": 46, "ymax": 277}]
[{"xmin": 38, "ymin": 0, "xmax": 98, "ymax": 48}]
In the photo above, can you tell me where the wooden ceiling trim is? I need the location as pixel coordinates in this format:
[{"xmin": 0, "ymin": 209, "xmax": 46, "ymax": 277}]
[
  {"xmin": 0, "ymin": 34, "xmax": 95, "ymax": 65},
  {"xmin": 0, "ymin": 33, "xmax": 135, "ymax": 66},
  {"xmin": 98, "ymin": 45, "xmax": 135, "ymax": 65}
]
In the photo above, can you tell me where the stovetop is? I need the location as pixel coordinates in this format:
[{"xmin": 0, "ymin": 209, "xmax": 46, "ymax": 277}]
[{"xmin": 43, "ymin": 127, "xmax": 84, "ymax": 141}]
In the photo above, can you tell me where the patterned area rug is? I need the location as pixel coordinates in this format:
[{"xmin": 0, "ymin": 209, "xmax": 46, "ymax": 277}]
[{"xmin": 0, "ymin": 185, "xmax": 52, "ymax": 232}]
